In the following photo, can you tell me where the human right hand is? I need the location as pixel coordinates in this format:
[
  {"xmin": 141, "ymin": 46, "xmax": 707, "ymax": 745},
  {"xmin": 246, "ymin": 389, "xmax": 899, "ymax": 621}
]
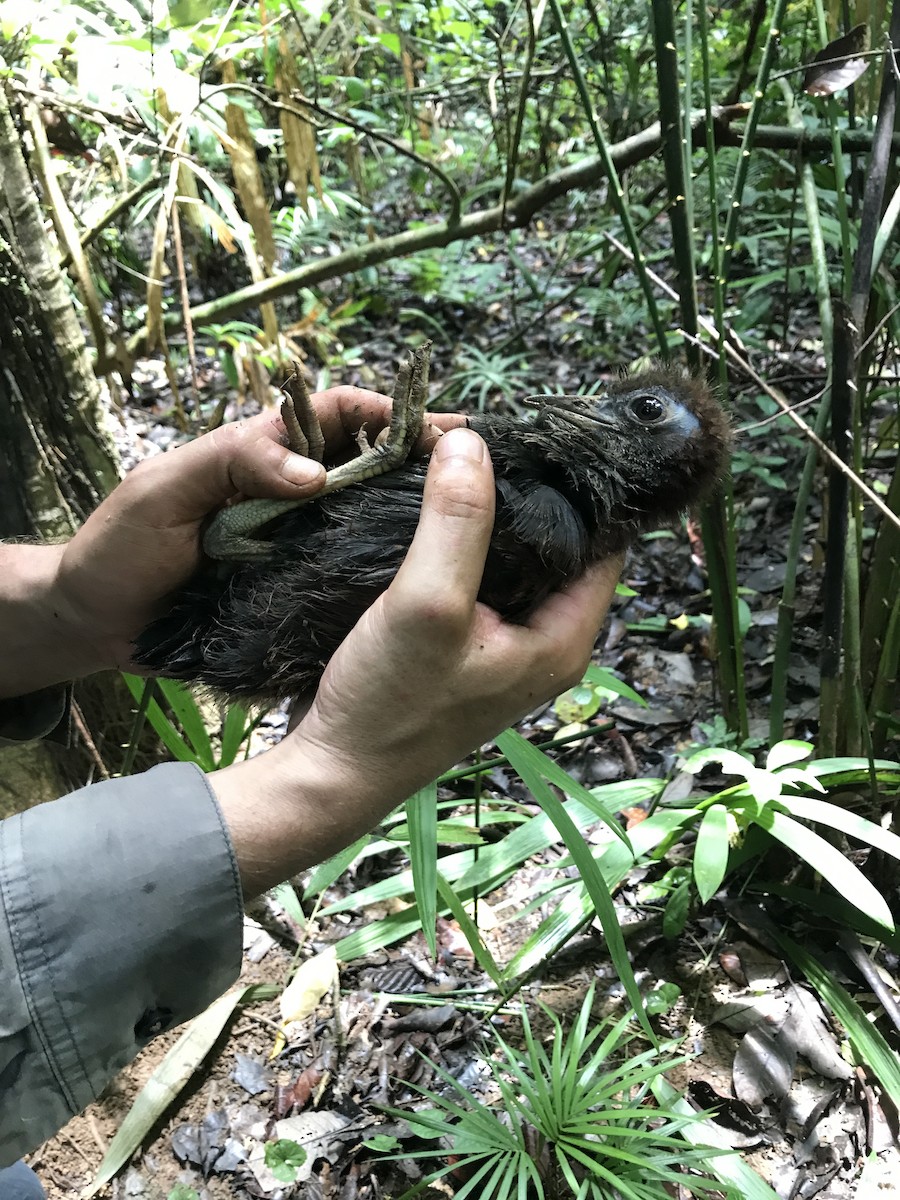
[{"xmin": 210, "ymin": 427, "xmax": 622, "ymax": 896}]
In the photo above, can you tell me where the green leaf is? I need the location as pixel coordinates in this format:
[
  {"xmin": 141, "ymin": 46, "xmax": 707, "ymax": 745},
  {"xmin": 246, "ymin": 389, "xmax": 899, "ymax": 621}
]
[
  {"xmin": 344, "ymin": 76, "xmax": 367, "ymax": 103},
  {"xmin": 693, "ymin": 805, "xmax": 731, "ymax": 903},
  {"xmin": 766, "ymin": 740, "xmax": 813, "ymax": 771},
  {"xmin": 406, "ymin": 782, "xmax": 438, "ymax": 959},
  {"xmin": 155, "ymin": 678, "xmax": 214, "ymax": 769},
  {"xmin": 122, "ymin": 675, "xmax": 201, "ymax": 765},
  {"xmin": 779, "ymin": 795, "xmax": 900, "ymax": 861},
  {"xmin": 270, "ymin": 881, "xmax": 306, "ymax": 929},
  {"xmin": 265, "ymin": 1139, "xmax": 307, "ymax": 1182},
  {"xmin": 583, "ymin": 663, "xmax": 647, "ymax": 707},
  {"xmin": 758, "ymin": 809, "xmax": 894, "ymax": 930},
  {"xmin": 219, "ymin": 702, "xmax": 251, "ymax": 767},
  {"xmin": 644, "ymin": 982, "xmax": 681, "ymax": 1015},
  {"xmin": 363, "ymin": 1134, "xmax": 401, "ymax": 1152},
  {"xmin": 492, "ymin": 728, "xmax": 631, "ymax": 846},
  {"xmin": 303, "ymin": 835, "xmax": 369, "ymax": 900},
  {"xmin": 504, "ymin": 807, "xmax": 695, "ymax": 979},
  {"xmin": 651, "ymin": 1079, "xmax": 780, "ymax": 1198},
  {"xmin": 167, "ymin": 1187, "xmax": 199, "ymax": 1200},
  {"xmin": 377, "ymin": 30, "xmax": 401, "ymax": 55},
  {"xmin": 435, "ymin": 872, "xmax": 503, "ymax": 986},
  {"xmin": 806, "ymin": 757, "xmax": 900, "ymax": 789},
  {"xmin": 663, "ymin": 879, "xmax": 691, "ymax": 938},
  {"xmin": 496, "ymin": 729, "xmax": 655, "ymax": 1043}
]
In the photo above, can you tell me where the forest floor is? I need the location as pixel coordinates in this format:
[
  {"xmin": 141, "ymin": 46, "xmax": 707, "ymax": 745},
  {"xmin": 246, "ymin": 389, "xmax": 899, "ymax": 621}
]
[{"xmin": 26, "ymin": 318, "xmax": 900, "ymax": 1200}]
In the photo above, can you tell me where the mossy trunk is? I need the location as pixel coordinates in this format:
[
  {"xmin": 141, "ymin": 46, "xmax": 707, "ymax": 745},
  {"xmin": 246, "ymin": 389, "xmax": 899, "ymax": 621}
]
[{"xmin": 0, "ymin": 84, "xmax": 142, "ymax": 812}]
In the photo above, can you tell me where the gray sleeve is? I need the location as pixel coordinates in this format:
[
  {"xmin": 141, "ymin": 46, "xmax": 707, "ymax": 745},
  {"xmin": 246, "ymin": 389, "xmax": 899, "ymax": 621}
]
[{"xmin": 0, "ymin": 761, "xmax": 244, "ymax": 1166}]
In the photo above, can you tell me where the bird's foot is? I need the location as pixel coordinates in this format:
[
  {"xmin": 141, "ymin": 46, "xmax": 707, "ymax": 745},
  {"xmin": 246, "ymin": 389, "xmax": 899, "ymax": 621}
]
[
  {"xmin": 279, "ymin": 365, "xmax": 326, "ymax": 462},
  {"xmin": 203, "ymin": 342, "xmax": 432, "ymax": 562}
]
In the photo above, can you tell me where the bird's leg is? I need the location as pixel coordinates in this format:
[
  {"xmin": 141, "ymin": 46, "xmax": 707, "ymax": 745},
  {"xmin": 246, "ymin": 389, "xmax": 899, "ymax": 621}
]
[
  {"xmin": 280, "ymin": 363, "xmax": 326, "ymax": 463},
  {"xmin": 203, "ymin": 342, "xmax": 432, "ymax": 562}
]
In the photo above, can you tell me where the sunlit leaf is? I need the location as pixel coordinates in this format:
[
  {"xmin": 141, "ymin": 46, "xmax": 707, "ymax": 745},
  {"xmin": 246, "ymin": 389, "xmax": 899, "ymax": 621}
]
[
  {"xmin": 758, "ymin": 809, "xmax": 894, "ymax": 930},
  {"xmin": 694, "ymin": 805, "xmax": 731, "ymax": 903},
  {"xmin": 766, "ymin": 740, "xmax": 813, "ymax": 771}
]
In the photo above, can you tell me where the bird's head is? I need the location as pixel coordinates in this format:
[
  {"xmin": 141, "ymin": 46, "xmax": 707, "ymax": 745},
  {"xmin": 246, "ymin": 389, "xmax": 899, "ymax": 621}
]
[{"xmin": 529, "ymin": 366, "xmax": 732, "ymax": 519}]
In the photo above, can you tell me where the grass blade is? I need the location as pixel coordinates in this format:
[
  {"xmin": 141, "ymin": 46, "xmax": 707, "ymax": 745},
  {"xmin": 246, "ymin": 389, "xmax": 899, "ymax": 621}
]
[
  {"xmin": 496, "ymin": 729, "xmax": 655, "ymax": 1043},
  {"xmin": 406, "ymin": 781, "xmax": 438, "ymax": 958}
]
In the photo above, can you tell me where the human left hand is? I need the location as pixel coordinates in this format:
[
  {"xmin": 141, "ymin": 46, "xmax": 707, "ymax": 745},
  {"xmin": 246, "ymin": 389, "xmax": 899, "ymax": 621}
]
[{"xmin": 1, "ymin": 387, "xmax": 462, "ymax": 695}]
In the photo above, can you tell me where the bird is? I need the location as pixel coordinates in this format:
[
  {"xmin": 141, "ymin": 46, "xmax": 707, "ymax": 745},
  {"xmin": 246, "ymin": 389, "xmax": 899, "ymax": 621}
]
[{"xmin": 132, "ymin": 345, "xmax": 732, "ymax": 707}]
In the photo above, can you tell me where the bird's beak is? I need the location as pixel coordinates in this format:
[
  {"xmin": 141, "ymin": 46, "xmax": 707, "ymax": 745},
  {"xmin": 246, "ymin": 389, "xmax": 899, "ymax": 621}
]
[{"xmin": 524, "ymin": 393, "xmax": 619, "ymax": 431}]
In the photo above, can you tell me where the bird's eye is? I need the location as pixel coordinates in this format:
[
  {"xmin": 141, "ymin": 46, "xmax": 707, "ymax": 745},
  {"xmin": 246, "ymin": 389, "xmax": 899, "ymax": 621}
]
[{"xmin": 629, "ymin": 393, "xmax": 667, "ymax": 423}]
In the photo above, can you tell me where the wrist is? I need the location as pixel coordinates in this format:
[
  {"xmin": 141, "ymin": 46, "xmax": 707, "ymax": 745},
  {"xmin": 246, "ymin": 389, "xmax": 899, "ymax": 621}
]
[
  {"xmin": 209, "ymin": 729, "xmax": 408, "ymax": 899},
  {"xmin": 0, "ymin": 543, "xmax": 112, "ymax": 698}
]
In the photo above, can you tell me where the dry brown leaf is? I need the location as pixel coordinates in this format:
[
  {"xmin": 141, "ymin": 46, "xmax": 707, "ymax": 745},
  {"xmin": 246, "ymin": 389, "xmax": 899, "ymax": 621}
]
[
  {"xmin": 803, "ymin": 24, "xmax": 870, "ymax": 96},
  {"xmin": 221, "ymin": 60, "xmax": 277, "ymax": 272},
  {"xmin": 276, "ymin": 40, "xmax": 322, "ymax": 211}
]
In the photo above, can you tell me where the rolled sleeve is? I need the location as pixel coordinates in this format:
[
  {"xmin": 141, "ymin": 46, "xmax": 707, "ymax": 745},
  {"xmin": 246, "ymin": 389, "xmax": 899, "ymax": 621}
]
[{"xmin": 0, "ymin": 762, "xmax": 243, "ymax": 1165}]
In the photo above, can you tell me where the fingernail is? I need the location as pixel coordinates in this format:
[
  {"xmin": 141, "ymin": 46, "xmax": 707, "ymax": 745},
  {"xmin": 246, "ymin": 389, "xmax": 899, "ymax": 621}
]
[
  {"xmin": 435, "ymin": 428, "xmax": 485, "ymax": 463},
  {"xmin": 282, "ymin": 455, "xmax": 326, "ymax": 487}
]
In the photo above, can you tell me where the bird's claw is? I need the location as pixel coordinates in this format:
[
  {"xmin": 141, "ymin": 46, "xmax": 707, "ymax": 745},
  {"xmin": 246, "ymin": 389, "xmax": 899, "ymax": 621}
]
[{"xmin": 202, "ymin": 342, "xmax": 432, "ymax": 563}]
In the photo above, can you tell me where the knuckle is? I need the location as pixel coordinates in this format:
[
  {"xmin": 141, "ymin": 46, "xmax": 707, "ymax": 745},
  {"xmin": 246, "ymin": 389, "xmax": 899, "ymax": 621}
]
[
  {"xmin": 397, "ymin": 590, "xmax": 470, "ymax": 637},
  {"xmin": 432, "ymin": 470, "xmax": 492, "ymax": 523}
]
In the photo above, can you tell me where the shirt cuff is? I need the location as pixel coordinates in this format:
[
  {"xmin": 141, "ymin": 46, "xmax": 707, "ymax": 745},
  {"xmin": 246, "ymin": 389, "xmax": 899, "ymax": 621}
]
[{"xmin": 0, "ymin": 761, "xmax": 243, "ymax": 1165}]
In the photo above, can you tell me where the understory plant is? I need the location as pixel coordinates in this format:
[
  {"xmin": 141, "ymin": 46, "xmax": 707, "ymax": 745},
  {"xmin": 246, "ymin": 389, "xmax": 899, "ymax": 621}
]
[{"xmin": 384, "ymin": 984, "xmax": 741, "ymax": 1200}]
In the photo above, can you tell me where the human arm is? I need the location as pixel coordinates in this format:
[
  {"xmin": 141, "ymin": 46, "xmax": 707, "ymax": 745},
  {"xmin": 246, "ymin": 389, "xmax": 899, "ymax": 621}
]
[
  {"xmin": 0, "ymin": 386, "xmax": 463, "ymax": 699},
  {"xmin": 0, "ymin": 424, "xmax": 620, "ymax": 1163}
]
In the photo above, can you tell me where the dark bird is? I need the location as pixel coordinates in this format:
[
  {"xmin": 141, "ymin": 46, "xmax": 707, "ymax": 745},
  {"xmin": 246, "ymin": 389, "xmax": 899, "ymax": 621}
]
[{"xmin": 133, "ymin": 346, "xmax": 731, "ymax": 706}]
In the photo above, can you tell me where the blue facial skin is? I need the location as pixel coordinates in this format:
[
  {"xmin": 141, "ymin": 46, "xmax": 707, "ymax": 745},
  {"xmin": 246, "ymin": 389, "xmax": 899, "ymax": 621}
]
[
  {"xmin": 669, "ymin": 402, "xmax": 701, "ymax": 438},
  {"xmin": 534, "ymin": 387, "xmax": 701, "ymax": 443}
]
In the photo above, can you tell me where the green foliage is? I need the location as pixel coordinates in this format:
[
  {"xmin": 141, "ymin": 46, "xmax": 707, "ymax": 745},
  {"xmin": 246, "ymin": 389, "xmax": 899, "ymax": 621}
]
[
  {"xmin": 381, "ymin": 984, "xmax": 740, "ymax": 1200},
  {"xmin": 437, "ymin": 345, "xmax": 534, "ymax": 411},
  {"xmin": 264, "ymin": 1138, "xmax": 308, "ymax": 1183},
  {"xmin": 554, "ymin": 662, "xmax": 647, "ymax": 726},
  {"xmin": 676, "ymin": 743, "xmax": 900, "ymax": 926},
  {"xmin": 121, "ymin": 674, "xmax": 256, "ymax": 772}
]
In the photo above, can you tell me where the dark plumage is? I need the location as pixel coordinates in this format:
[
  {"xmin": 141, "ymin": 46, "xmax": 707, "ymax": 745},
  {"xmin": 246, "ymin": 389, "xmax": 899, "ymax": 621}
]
[{"xmin": 133, "ymin": 367, "xmax": 731, "ymax": 705}]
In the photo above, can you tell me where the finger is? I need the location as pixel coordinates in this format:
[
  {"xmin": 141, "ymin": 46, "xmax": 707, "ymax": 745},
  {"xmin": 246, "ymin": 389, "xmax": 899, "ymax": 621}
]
[
  {"xmin": 388, "ymin": 428, "xmax": 495, "ymax": 631},
  {"xmin": 312, "ymin": 385, "xmax": 466, "ymax": 454},
  {"xmin": 525, "ymin": 555, "xmax": 624, "ymax": 653},
  {"xmin": 119, "ymin": 415, "xmax": 327, "ymax": 529},
  {"xmin": 120, "ymin": 392, "xmax": 468, "ymax": 529}
]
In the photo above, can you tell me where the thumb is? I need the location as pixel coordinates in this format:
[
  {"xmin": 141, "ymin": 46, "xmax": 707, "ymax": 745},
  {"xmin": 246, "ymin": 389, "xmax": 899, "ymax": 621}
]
[
  {"xmin": 388, "ymin": 428, "xmax": 495, "ymax": 632},
  {"xmin": 118, "ymin": 413, "xmax": 326, "ymax": 531}
]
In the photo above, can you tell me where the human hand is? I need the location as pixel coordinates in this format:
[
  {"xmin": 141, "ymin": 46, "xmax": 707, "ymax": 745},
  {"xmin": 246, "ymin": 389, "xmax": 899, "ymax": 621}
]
[
  {"xmin": 47, "ymin": 388, "xmax": 464, "ymax": 679},
  {"xmin": 211, "ymin": 427, "xmax": 623, "ymax": 895}
]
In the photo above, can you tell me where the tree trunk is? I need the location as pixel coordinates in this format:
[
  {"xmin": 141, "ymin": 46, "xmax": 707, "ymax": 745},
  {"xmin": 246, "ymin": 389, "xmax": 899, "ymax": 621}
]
[{"xmin": 0, "ymin": 83, "xmax": 140, "ymax": 812}]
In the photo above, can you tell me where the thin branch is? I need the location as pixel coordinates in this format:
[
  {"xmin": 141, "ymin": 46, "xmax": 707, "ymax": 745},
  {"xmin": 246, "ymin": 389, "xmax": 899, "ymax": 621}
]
[{"xmin": 206, "ymin": 81, "xmax": 463, "ymax": 225}]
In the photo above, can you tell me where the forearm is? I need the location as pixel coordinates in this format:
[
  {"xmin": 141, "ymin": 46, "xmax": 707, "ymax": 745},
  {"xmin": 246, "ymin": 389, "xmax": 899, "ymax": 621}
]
[
  {"xmin": 209, "ymin": 737, "xmax": 397, "ymax": 899},
  {"xmin": 0, "ymin": 544, "xmax": 111, "ymax": 699}
]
